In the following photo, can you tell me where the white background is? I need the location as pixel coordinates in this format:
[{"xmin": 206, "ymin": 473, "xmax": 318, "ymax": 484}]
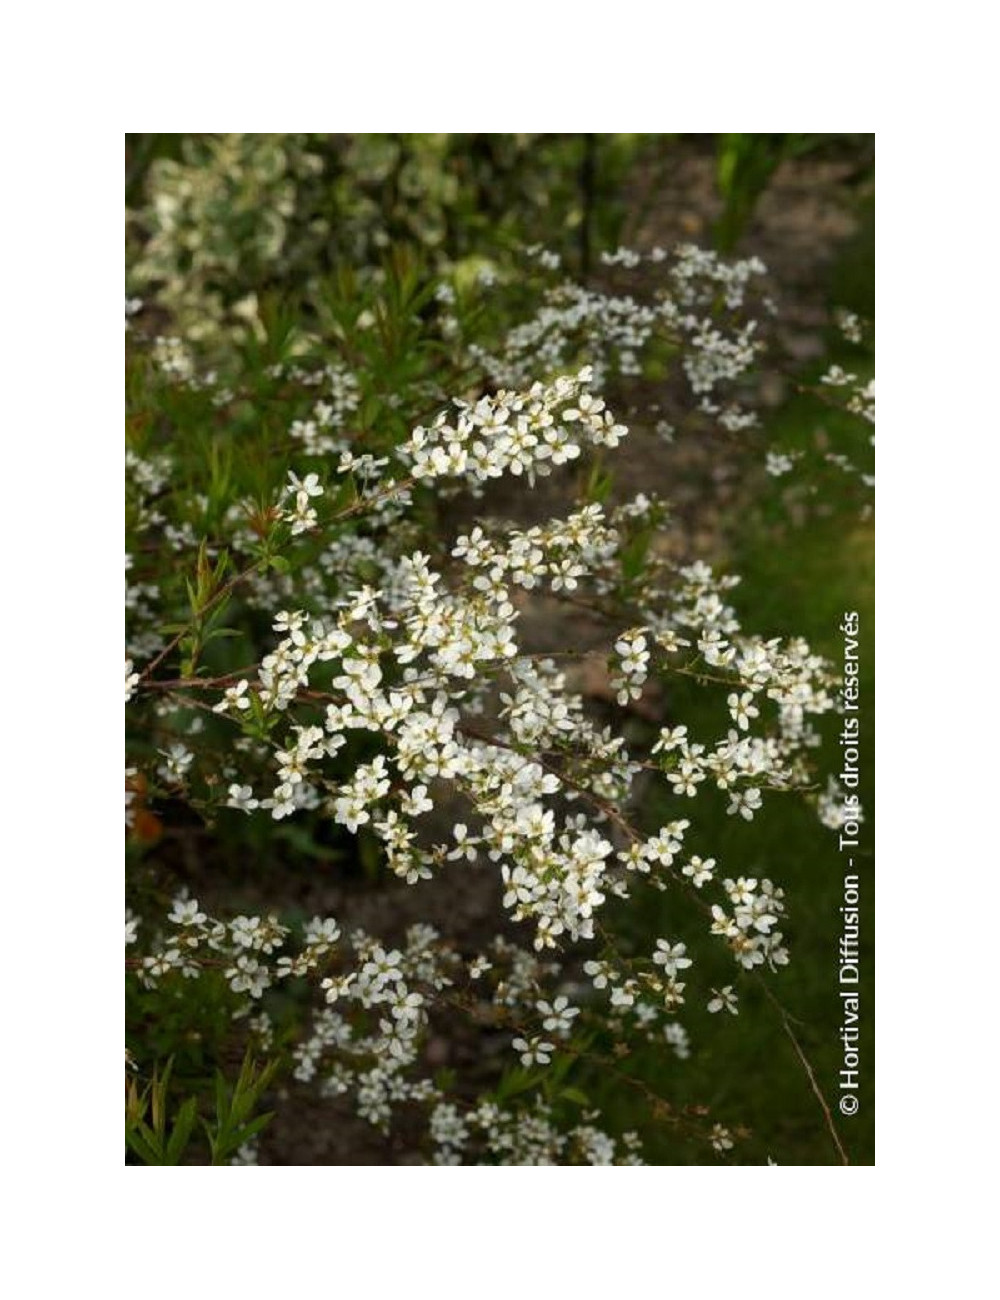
[{"xmin": 1, "ymin": 1, "xmax": 991, "ymax": 1291}]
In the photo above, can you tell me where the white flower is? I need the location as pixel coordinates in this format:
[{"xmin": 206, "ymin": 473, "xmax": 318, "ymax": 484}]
[
  {"xmin": 512, "ymin": 1036, "xmax": 555, "ymax": 1067},
  {"xmin": 448, "ymin": 824, "xmax": 478, "ymax": 862},
  {"xmin": 227, "ymin": 784, "xmax": 259, "ymax": 813},
  {"xmin": 765, "ymin": 451, "xmax": 795, "ymax": 477},
  {"xmin": 286, "ymin": 471, "xmax": 323, "ymax": 498},
  {"xmin": 158, "ymin": 743, "xmax": 193, "ymax": 784},
  {"xmin": 612, "ymin": 630, "xmax": 650, "ymax": 704},
  {"xmin": 652, "ymin": 725, "xmax": 688, "ymax": 754},
  {"xmin": 652, "ymin": 940, "xmax": 692, "ymax": 978},
  {"xmin": 321, "ymin": 974, "xmax": 355, "ymax": 1004},
  {"xmin": 727, "ymin": 691, "xmax": 759, "ymax": 731},
  {"xmin": 228, "ymin": 916, "xmax": 258, "ymax": 948},
  {"xmin": 213, "ymin": 679, "xmax": 251, "ymax": 714},
  {"xmin": 711, "ymin": 1124, "xmax": 734, "ymax": 1153},
  {"xmin": 728, "ymin": 787, "xmax": 763, "ymax": 820},
  {"xmin": 707, "ymin": 986, "xmax": 739, "ymax": 1015},
  {"xmin": 304, "ymin": 917, "xmax": 341, "ymax": 948},
  {"xmin": 143, "ymin": 948, "xmax": 182, "ymax": 981},
  {"xmin": 285, "ymin": 493, "xmax": 319, "ymax": 535},
  {"xmin": 273, "ymin": 610, "xmax": 305, "ymax": 636},
  {"xmin": 583, "ymin": 960, "xmax": 611, "ymax": 989},
  {"xmin": 401, "ymin": 784, "xmax": 433, "ymax": 817},
  {"xmin": 682, "ymin": 855, "xmax": 716, "ymax": 888},
  {"xmin": 226, "ymin": 954, "xmax": 269, "ymax": 998},
  {"xmin": 536, "ymin": 995, "xmax": 579, "ymax": 1036},
  {"xmin": 390, "ymin": 985, "xmax": 425, "ymax": 1025},
  {"xmin": 169, "ymin": 898, "xmax": 207, "ymax": 927}
]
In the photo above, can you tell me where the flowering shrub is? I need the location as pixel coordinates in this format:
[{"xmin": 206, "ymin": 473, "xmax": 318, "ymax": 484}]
[{"xmin": 126, "ymin": 150, "xmax": 872, "ymax": 1164}]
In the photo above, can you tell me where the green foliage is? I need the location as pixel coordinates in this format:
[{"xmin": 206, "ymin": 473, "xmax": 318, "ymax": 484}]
[
  {"xmin": 125, "ymin": 1059, "xmax": 200, "ymax": 1165},
  {"xmin": 205, "ymin": 1054, "xmax": 279, "ymax": 1165},
  {"xmin": 126, "ymin": 133, "xmax": 654, "ymax": 355},
  {"xmin": 714, "ymin": 133, "xmax": 793, "ymax": 252},
  {"xmin": 126, "ymin": 1052, "xmax": 278, "ymax": 1166}
]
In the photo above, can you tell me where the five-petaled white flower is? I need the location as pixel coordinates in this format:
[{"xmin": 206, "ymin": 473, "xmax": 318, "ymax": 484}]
[{"xmin": 536, "ymin": 995, "xmax": 579, "ymax": 1036}]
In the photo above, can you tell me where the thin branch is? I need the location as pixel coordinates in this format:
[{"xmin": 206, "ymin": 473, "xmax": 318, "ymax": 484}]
[{"xmin": 759, "ymin": 981, "xmax": 850, "ymax": 1166}]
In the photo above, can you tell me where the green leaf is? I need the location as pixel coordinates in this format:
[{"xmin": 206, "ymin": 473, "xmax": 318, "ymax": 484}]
[
  {"xmin": 165, "ymin": 1097, "xmax": 199, "ymax": 1164},
  {"xmin": 495, "ymin": 1067, "xmax": 538, "ymax": 1103},
  {"xmin": 233, "ymin": 1111, "xmax": 275, "ymax": 1144},
  {"xmin": 358, "ymin": 832, "xmax": 382, "ymax": 882},
  {"xmin": 621, "ymin": 528, "xmax": 652, "ymax": 582},
  {"xmin": 274, "ymin": 824, "xmax": 343, "ymax": 862},
  {"xmin": 125, "ymin": 1127, "xmax": 164, "ymax": 1166}
]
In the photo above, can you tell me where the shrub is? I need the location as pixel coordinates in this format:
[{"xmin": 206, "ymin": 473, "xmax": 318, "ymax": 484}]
[{"xmin": 126, "ymin": 141, "xmax": 872, "ymax": 1165}]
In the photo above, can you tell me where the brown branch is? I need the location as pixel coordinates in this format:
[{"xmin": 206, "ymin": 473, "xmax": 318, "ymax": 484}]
[{"xmin": 759, "ymin": 981, "xmax": 850, "ymax": 1166}]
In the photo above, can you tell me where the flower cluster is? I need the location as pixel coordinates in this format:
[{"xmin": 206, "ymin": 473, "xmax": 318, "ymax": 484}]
[
  {"xmin": 130, "ymin": 894, "xmax": 340, "ymax": 999},
  {"xmin": 400, "ymin": 368, "xmax": 626, "ymax": 487},
  {"xmin": 467, "ymin": 244, "xmax": 767, "ymax": 434}
]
